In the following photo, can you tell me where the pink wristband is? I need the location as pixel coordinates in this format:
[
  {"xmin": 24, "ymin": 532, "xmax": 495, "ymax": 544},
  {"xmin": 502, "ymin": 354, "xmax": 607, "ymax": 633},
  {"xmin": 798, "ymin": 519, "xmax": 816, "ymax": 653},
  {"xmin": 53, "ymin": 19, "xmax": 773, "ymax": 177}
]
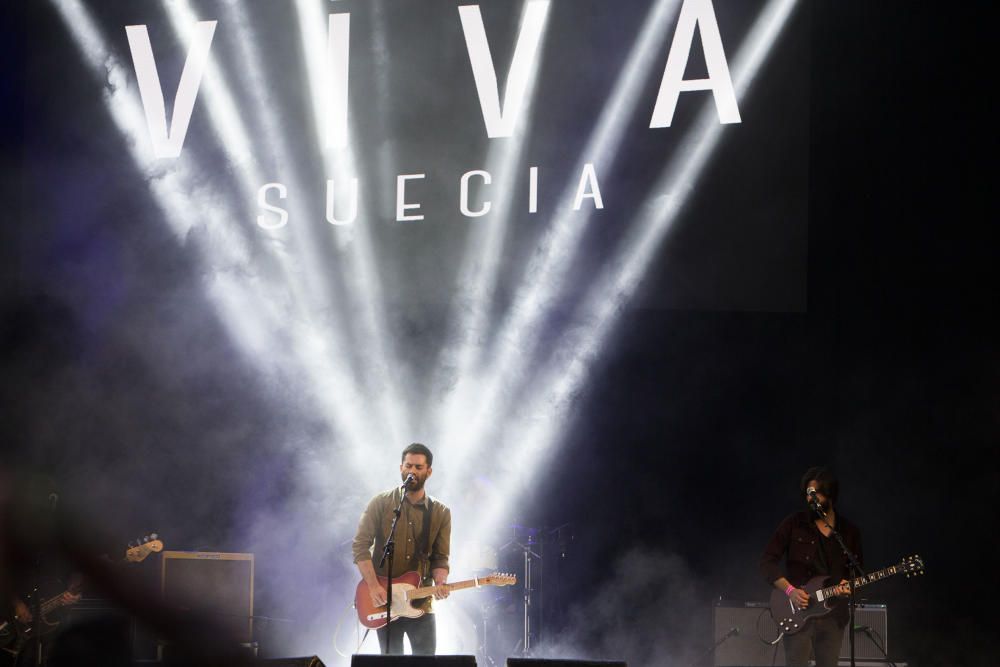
[{"xmin": 784, "ymin": 584, "xmax": 796, "ymax": 597}]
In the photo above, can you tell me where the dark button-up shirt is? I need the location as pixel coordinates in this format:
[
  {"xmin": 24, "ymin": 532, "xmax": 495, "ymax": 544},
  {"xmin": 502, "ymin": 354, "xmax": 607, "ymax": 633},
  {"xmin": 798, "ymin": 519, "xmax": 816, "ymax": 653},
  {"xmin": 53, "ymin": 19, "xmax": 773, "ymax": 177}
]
[{"xmin": 760, "ymin": 510, "xmax": 863, "ymax": 623}]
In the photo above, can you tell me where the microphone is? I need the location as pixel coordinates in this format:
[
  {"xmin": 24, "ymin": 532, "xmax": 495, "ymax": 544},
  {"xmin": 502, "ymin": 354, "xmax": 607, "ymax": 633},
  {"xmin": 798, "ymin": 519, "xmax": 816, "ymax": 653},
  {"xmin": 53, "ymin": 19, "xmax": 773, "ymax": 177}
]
[
  {"xmin": 806, "ymin": 487, "xmax": 823, "ymax": 512},
  {"xmin": 401, "ymin": 473, "xmax": 415, "ymax": 489}
]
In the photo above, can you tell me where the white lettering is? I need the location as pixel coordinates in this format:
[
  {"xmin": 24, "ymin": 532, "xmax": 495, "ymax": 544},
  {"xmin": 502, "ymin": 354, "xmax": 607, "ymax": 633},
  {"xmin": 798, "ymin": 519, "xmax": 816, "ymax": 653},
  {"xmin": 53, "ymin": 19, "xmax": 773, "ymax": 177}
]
[
  {"xmin": 460, "ymin": 170, "xmax": 492, "ymax": 217},
  {"xmin": 326, "ymin": 14, "xmax": 351, "ymax": 149},
  {"xmin": 257, "ymin": 183, "xmax": 289, "ymax": 229},
  {"xmin": 649, "ymin": 0, "xmax": 740, "ymax": 128},
  {"xmin": 573, "ymin": 163, "xmax": 603, "ymax": 210},
  {"xmin": 528, "ymin": 166, "xmax": 538, "ymax": 213},
  {"xmin": 396, "ymin": 174, "xmax": 426, "ymax": 222},
  {"xmin": 458, "ymin": 2, "xmax": 550, "ymax": 138},
  {"xmin": 125, "ymin": 21, "xmax": 217, "ymax": 159},
  {"xmin": 325, "ymin": 178, "xmax": 358, "ymax": 225}
]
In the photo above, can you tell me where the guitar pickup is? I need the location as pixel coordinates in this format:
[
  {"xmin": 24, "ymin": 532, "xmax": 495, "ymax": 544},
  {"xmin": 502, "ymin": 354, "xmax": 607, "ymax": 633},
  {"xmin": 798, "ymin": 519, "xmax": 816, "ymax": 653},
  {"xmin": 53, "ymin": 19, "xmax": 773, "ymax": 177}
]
[{"xmin": 366, "ymin": 612, "xmax": 388, "ymax": 622}]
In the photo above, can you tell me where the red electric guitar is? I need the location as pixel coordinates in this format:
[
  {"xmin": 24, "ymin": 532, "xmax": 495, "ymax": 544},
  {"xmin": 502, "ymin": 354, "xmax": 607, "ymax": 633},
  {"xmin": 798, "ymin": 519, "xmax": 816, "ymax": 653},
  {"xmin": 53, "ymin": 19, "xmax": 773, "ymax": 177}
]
[{"xmin": 355, "ymin": 571, "xmax": 516, "ymax": 629}]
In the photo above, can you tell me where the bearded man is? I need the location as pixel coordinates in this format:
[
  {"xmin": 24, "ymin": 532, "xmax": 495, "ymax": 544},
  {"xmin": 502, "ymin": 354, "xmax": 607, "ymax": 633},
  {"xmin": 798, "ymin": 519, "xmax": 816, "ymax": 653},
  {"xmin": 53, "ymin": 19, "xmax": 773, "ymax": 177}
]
[{"xmin": 352, "ymin": 443, "xmax": 451, "ymax": 655}]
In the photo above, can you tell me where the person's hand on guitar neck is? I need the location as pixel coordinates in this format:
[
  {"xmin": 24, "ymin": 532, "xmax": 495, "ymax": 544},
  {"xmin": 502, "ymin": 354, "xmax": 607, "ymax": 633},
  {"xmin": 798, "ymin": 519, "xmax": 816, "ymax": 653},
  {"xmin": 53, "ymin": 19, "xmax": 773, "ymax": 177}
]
[
  {"xmin": 432, "ymin": 569, "xmax": 449, "ymax": 600},
  {"xmin": 56, "ymin": 590, "xmax": 82, "ymax": 606}
]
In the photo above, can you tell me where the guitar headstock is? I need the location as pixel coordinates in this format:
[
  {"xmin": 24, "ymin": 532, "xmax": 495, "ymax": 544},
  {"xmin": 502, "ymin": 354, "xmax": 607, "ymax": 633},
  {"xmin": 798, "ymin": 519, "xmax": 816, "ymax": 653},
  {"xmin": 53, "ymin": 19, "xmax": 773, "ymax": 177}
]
[
  {"xmin": 125, "ymin": 534, "xmax": 164, "ymax": 562},
  {"xmin": 481, "ymin": 572, "xmax": 517, "ymax": 587},
  {"xmin": 899, "ymin": 554, "xmax": 924, "ymax": 577}
]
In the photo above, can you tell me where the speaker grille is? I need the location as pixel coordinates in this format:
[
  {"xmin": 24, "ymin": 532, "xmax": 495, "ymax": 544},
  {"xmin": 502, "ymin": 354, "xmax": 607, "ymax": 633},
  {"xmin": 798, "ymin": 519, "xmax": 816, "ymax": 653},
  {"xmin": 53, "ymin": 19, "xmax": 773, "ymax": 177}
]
[
  {"xmin": 161, "ymin": 551, "xmax": 254, "ymax": 644},
  {"xmin": 712, "ymin": 602, "xmax": 888, "ymax": 666}
]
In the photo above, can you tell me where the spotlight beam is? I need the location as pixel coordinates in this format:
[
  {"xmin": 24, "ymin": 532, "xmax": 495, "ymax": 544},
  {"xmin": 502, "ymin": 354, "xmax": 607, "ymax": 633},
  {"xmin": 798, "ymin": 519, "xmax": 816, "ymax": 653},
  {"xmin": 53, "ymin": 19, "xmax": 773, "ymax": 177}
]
[
  {"xmin": 50, "ymin": 0, "xmax": 382, "ymax": 485},
  {"xmin": 295, "ymin": 0, "xmax": 410, "ymax": 449},
  {"xmin": 219, "ymin": 2, "xmax": 399, "ymax": 486},
  {"xmin": 163, "ymin": 1, "xmax": 392, "ymax": 474},
  {"xmin": 429, "ymin": 0, "xmax": 552, "ymax": 446},
  {"xmin": 438, "ymin": 0, "xmax": 684, "ymax": 495},
  {"xmin": 469, "ymin": 0, "xmax": 801, "ymax": 543}
]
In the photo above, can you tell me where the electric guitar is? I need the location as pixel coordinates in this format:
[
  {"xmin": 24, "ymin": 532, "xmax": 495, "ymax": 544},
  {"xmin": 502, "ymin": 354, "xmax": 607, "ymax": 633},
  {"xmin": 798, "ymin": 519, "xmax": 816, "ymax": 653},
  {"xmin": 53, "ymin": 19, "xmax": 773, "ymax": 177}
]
[
  {"xmin": 0, "ymin": 535, "xmax": 164, "ymax": 658},
  {"xmin": 355, "ymin": 571, "xmax": 516, "ymax": 629},
  {"xmin": 770, "ymin": 554, "xmax": 924, "ymax": 637}
]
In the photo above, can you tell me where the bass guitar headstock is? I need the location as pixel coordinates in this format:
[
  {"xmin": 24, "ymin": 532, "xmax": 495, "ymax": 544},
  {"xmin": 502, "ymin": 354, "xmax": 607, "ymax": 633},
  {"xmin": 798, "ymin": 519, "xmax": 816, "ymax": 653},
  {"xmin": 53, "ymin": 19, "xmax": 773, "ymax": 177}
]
[{"xmin": 126, "ymin": 534, "xmax": 164, "ymax": 562}]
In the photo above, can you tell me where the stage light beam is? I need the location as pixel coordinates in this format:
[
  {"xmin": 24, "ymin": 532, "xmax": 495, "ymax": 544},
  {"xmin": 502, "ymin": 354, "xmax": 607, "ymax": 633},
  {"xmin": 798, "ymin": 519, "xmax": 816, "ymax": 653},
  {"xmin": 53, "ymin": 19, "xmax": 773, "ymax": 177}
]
[
  {"xmin": 429, "ymin": 0, "xmax": 552, "ymax": 448},
  {"xmin": 437, "ymin": 0, "xmax": 685, "ymax": 496},
  {"xmin": 295, "ymin": 0, "xmax": 411, "ymax": 448},
  {"xmin": 469, "ymin": 0, "xmax": 801, "ymax": 544}
]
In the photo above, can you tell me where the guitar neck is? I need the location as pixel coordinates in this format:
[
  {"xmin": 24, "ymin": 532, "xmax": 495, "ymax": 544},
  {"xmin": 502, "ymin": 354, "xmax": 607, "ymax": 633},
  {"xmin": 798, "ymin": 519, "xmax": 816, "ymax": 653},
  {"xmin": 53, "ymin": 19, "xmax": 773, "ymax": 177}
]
[
  {"xmin": 818, "ymin": 563, "xmax": 902, "ymax": 599},
  {"xmin": 39, "ymin": 594, "xmax": 71, "ymax": 616},
  {"xmin": 404, "ymin": 577, "xmax": 481, "ymax": 600}
]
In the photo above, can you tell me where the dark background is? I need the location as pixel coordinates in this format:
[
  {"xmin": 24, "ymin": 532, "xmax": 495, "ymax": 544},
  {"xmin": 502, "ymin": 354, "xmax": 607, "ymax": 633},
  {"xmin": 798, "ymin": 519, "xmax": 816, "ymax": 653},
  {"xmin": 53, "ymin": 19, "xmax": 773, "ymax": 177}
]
[
  {"xmin": 523, "ymin": 2, "xmax": 997, "ymax": 665},
  {"xmin": 2, "ymin": 1, "xmax": 996, "ymax": 666}
]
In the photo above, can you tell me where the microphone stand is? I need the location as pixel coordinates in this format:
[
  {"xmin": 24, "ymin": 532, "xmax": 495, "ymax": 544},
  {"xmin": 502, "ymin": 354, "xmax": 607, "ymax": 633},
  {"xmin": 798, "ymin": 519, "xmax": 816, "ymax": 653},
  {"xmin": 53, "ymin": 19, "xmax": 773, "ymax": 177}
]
[
  {"xmin": 859, "ymin": 625, "xmax": 897, "ymax": 667},
  {"xmin": 690, "ymin": 627, "xmax": 738, "ymax": 667},
  {"xmin": 378, "ymin": 485, "xmax": 408, "ymax": 655},
  {"xmin": 813, "ymin": 501, "xmax": 865, "ymax": 667}
]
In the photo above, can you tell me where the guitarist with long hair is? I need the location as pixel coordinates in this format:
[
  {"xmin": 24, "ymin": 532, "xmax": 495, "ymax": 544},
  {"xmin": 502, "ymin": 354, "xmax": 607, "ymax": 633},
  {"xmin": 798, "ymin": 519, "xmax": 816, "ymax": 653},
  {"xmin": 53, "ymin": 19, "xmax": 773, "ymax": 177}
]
[
  {"xmin": 351, "ymin": 443, "xmax": 451, "ymax": 655},
  {"xmin": 760, "ymin": 466, "xmax": 863, "ymax": 667}
]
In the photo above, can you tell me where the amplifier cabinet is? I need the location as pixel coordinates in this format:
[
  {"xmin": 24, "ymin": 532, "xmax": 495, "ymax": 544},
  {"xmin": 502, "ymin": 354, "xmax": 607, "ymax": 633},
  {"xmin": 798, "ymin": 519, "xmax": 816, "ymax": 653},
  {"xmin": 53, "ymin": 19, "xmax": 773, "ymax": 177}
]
[
  {"xmin": 712, "ymin": 602, "xmax": 887, "ymax": 666},
  {"xmin": 161, "ymin": 550, "xmax": 255, "ymax": 644}
]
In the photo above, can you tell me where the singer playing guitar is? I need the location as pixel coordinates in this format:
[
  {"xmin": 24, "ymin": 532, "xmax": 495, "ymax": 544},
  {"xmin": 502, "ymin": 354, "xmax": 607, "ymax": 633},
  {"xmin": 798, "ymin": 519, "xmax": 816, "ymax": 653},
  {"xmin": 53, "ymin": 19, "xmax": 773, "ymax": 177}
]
[
  {"xmin": 759, "ymin": 466, "xmax": 863, "ymax": 667},
  {"xmin": 352, "ymin": 443, "xmax": 451, "ymax": 655}
]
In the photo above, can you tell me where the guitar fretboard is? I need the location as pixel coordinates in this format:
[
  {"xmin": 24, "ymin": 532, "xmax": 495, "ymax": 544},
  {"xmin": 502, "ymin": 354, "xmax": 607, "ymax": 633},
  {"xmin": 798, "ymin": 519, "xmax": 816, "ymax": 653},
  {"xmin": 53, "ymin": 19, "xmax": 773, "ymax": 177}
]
[
  {"xmin": 405, "ymin": 577, "xmax": 481, "ymax": 600},
  {"xmin": 818, "ymin": 564, "xmax": 901, "ymax": 600}
]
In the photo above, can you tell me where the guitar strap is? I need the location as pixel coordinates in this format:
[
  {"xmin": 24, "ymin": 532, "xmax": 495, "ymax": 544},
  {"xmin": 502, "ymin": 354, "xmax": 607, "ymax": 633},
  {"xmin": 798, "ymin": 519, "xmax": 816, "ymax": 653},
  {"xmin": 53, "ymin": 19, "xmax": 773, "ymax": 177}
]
[{"xmin": 418, "ymin": 497, "xmax": 434, "ymax": 581}]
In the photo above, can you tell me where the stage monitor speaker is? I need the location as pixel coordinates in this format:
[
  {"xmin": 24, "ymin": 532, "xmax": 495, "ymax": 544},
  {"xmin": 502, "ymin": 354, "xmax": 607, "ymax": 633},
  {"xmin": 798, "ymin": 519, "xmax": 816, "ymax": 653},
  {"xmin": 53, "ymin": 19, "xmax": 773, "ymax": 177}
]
[
  {"xmin": 506, "ymin": 660, "xmax": 627, "ymax": 667},
  {"xmin": 255, "ymin": 658, "xmax": 326, "ymax": 667},
  {"xmin": 351, "ymin": 656, "xmax": 476, "ymax": 667},
  {"xmin": 712, "ymin": 601, "xmax": 888, "ymax": 666},
  {"xmin": 161, "ymin": 550, "xmax": 255, "ymax": 643}
]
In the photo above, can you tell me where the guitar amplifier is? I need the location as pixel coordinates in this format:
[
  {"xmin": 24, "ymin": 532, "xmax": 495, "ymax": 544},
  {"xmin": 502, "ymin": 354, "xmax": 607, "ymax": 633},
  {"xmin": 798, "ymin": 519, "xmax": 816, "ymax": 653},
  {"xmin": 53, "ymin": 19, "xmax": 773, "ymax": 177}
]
[
  {"xmin": 161, "ymin": 551, "xmax": 255, "ymax": 643},
  {"xmin": 712, "ymin": 601, "xmax": 888, "ymax": 666}
]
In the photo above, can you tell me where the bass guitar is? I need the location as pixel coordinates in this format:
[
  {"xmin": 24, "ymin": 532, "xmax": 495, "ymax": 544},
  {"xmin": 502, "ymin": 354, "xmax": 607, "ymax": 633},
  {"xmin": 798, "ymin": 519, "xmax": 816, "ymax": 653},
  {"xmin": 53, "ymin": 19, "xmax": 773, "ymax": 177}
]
[
  {"xmin": 770, "ymin": 554, "xmax": 924, "ymax": 637},
  {"xmin": 0, "ymin": 535, "xmax": 164, "ymax": 659},
  {"xmin": 355, "ymin": 571, "xmax": 516, "ymax": 629}
]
